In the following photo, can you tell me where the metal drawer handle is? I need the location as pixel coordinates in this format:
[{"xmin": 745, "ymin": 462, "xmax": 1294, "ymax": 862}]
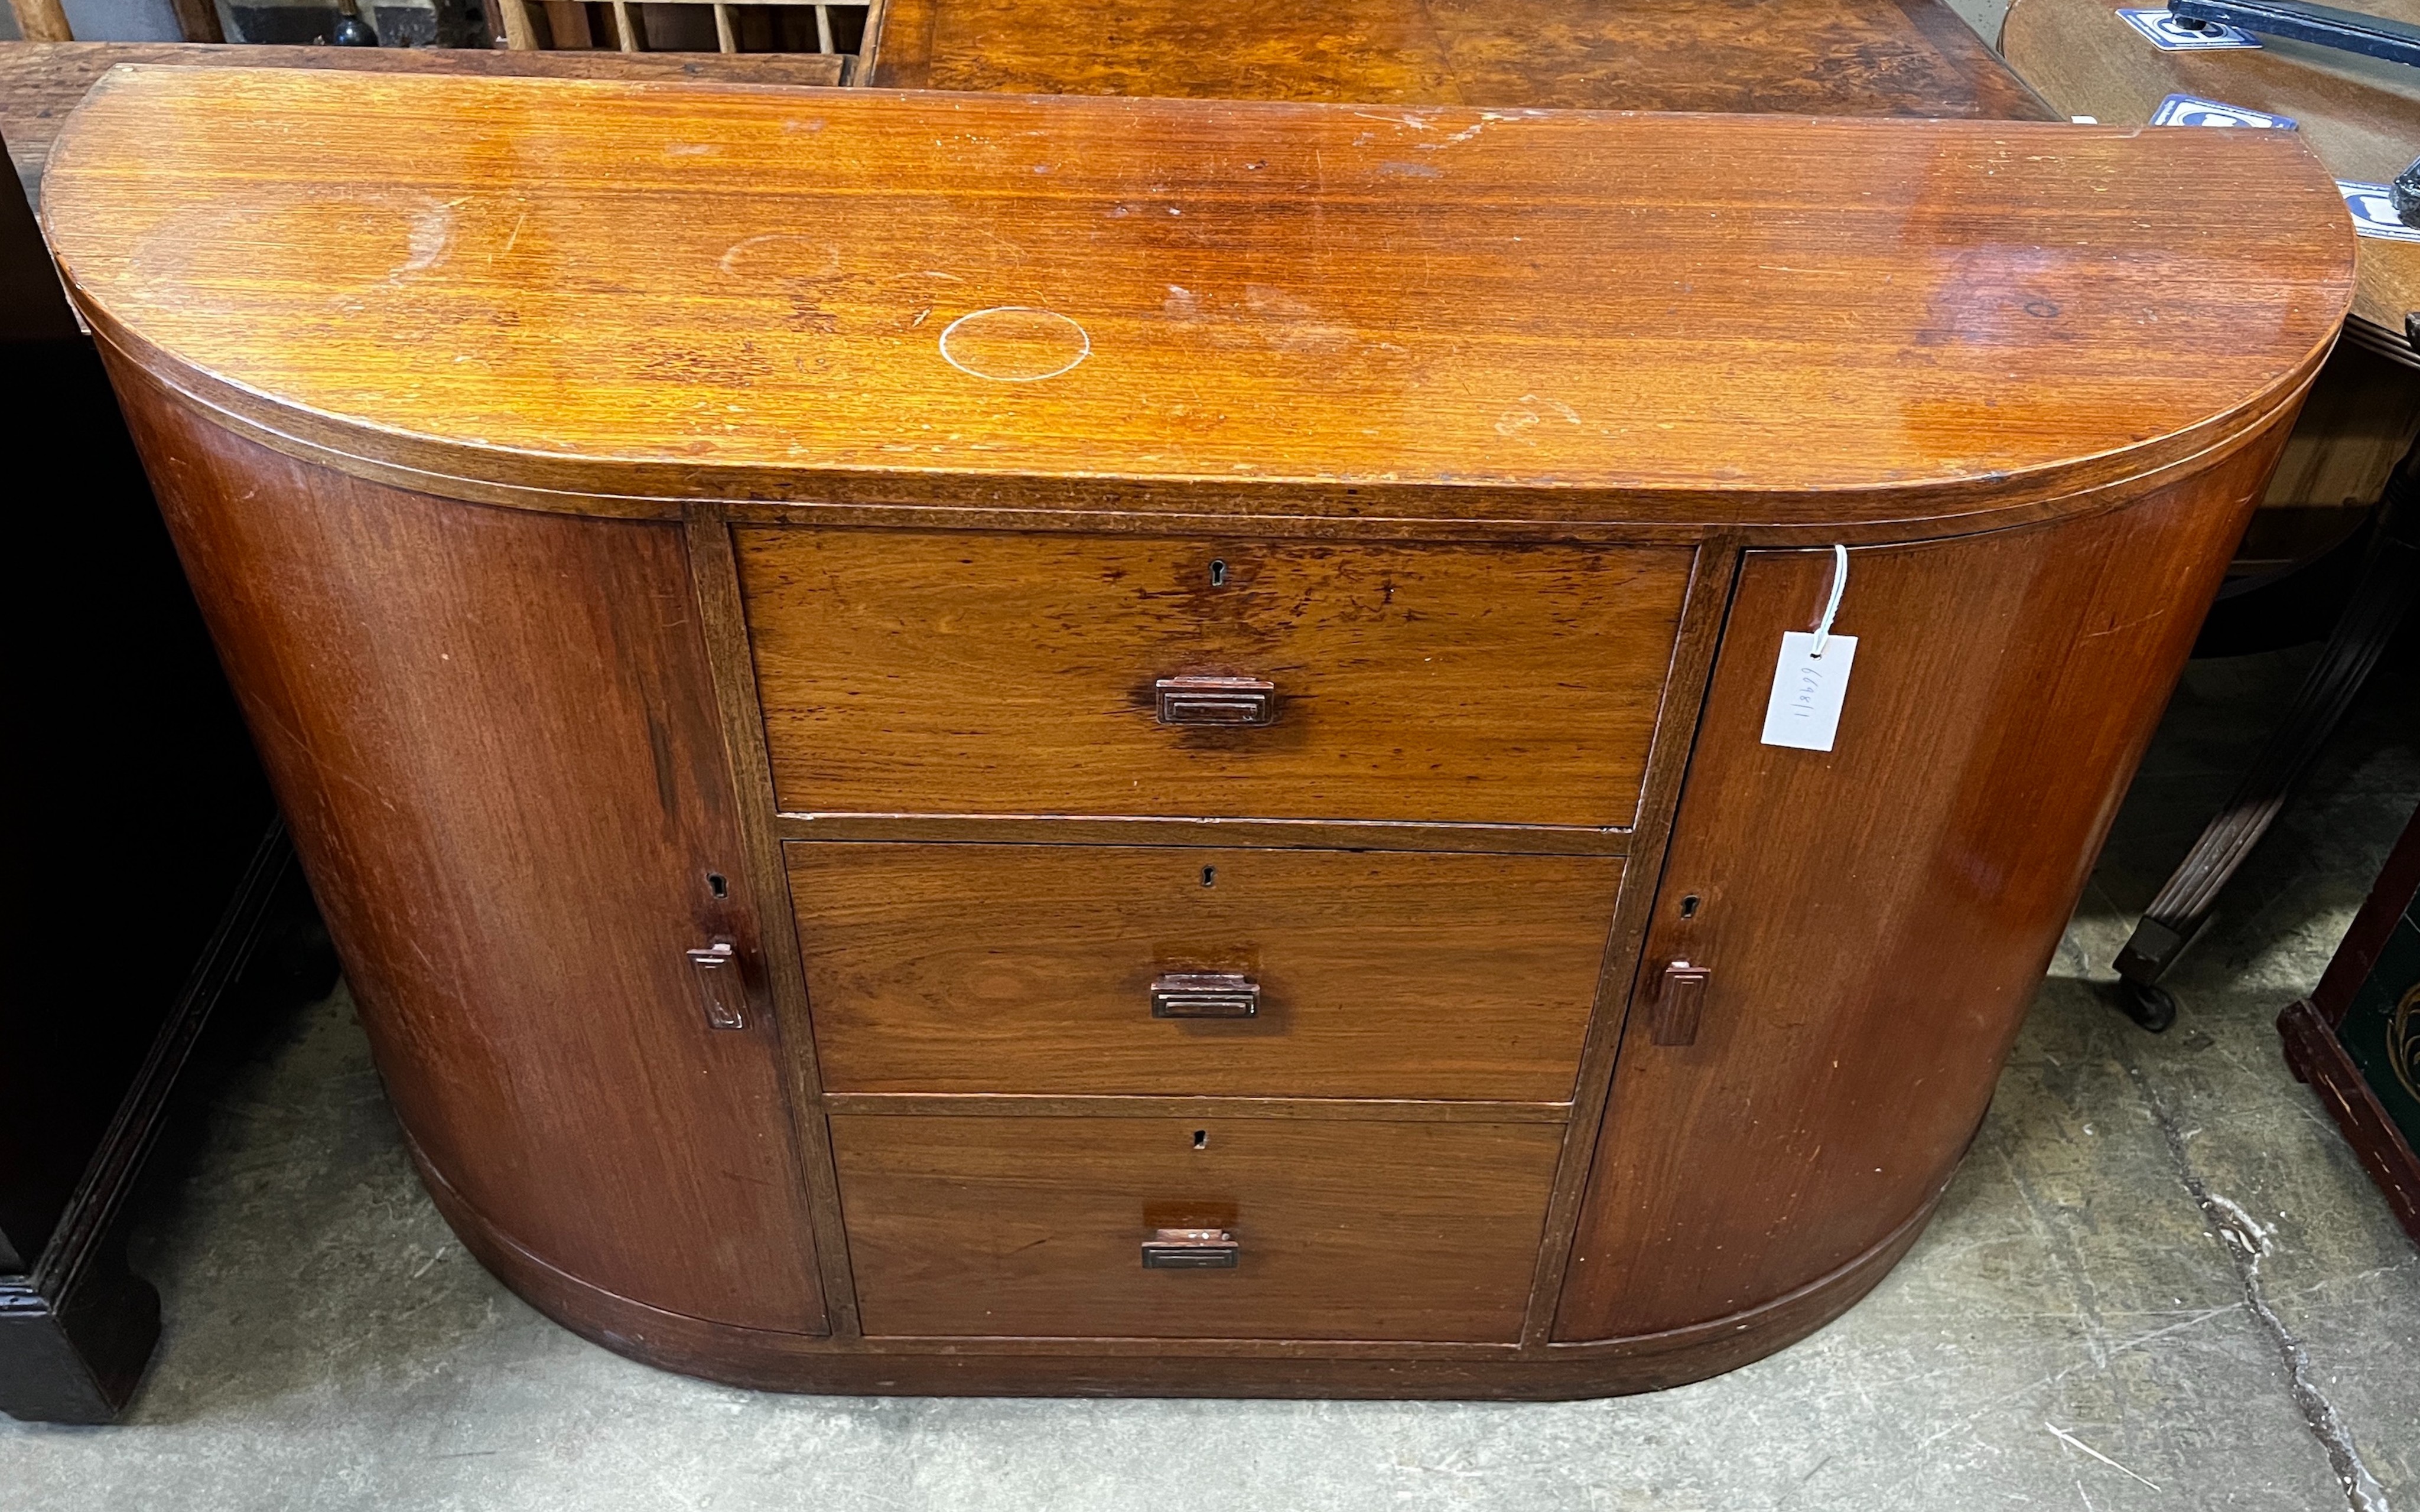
[
  {"xmin": 686, "ymin": 937, "xmax": 746, "ymax": 1030},
  {"xmin": 1141, "ymin": 1227, "xmax": 1240, "ymax": 1269},
  {"xmin": 1156, "ymin": 675, "xmax": 1277, "ymax": 726},
  {"xmin": 1150, "ymin": 972, "xmax": 1260, "ymax": 1019}
]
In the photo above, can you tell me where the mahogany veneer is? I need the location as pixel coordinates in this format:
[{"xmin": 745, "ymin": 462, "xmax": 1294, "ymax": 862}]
[{"xmin": 42, "ymin": 67, "xmax": 2356, "ymax": 1397}]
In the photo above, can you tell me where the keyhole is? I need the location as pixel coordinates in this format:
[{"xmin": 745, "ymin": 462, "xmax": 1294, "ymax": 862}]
[
  {"xmin": 707, "ymin": 872, "xmax": 730, "ymax": 900},
  {"xmin": 1680, "ymin": 894, "xmax": 1701, "ymax": 920},
  {"xmin": 1192, "ymin": 1129, "xmax": 1209, "ymax": 1149},
  {"xmin": 1209, "ymin": 559, "xmax": 1227, "ymax": 587},
  {"xmin": 1202, "ymin": 865, "xmax": 1216, "ymax": 887}
]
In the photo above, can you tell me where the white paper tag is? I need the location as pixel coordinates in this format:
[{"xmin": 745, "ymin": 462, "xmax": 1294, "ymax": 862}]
[{"xmin": 1761, "ymin": 633, "xmax": 1858, "ymax": 752}]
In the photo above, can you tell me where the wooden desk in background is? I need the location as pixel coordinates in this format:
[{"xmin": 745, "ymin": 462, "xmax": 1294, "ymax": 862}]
[
  {"xmin": 2003, "ymin": 0, "xmax": 2418, "ymax": 361},
  {"xmin": 863, "ymin": 0, "xmax": 2055, "ymax": 116}
]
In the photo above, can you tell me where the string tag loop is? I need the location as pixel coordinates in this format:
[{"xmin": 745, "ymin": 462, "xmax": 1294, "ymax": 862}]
[{"xmin": 1811, "ymin": 543, "xmax": 1847, "ymax": 659}]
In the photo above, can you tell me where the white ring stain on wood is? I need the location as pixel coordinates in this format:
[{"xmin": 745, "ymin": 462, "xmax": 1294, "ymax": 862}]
[{"xmin": 937, "ymin": 307, "xmax": 1091, "ymax": 382}]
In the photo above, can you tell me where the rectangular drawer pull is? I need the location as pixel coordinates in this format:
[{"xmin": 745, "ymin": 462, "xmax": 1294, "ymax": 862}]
[
  {"xmin": 687, "ymin": 938, "xmax": 746, "ymax": 1030},
  {"xmin": 1141, "ymin": 1227, "xmax": 1240, "ymax": 1269},
  {"xmin": 1155, "ymin": 675, "xmax": 1277, "ymax": 726},
  {"xmin": 1150, "ymin": 972, "xmax": 1261, "ymax": 1019},
  {"xmin": 1650, "ymin": 960, "xmax": 1710, "ymax": 1046}
]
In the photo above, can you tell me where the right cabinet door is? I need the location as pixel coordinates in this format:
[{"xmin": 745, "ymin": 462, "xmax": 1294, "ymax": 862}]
[{"xmin": 1554, "ymin": 445, "xmax": 2278, "ymax": 1341}]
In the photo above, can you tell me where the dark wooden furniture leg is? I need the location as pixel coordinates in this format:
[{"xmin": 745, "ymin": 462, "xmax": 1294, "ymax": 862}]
[{"xmin": 2114, "ymin": 442, "xmax": 2420, "ymax": 1031}]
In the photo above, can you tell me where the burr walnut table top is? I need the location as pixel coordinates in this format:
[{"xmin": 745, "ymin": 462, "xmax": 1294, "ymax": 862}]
[{"xmin": 863, "ymin": 0, "xmax": 2057, "ymax": 120}]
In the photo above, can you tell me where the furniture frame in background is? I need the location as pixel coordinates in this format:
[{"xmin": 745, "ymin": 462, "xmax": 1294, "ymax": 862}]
[
  {"xmin": 489, "ymin": 0, "xmax": 868, "ymax": 63},
  {"xmin": 2279, "ymin": 797, "xmax": 2420, "ymax": 1247}
]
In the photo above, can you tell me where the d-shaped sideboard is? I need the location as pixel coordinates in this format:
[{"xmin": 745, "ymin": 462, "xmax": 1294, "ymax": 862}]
[{"xmin": 43, "ymin": 67, "xmax": 2354, "ymax": 1397}]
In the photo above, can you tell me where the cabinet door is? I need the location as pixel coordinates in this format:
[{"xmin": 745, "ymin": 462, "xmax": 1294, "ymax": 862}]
[
  {"xmin": 128, "ymin": 393, "xmax": 826, "ymax": 1336},
  {"xmin": 1555, "ymin": 440, "xmax": 2279, "ymax": 1341}
]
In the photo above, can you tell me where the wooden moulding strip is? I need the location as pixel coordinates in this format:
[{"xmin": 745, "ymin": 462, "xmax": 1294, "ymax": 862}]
[
  {"xmin": 1518, "ymin": 536, "xmax": 1736, "ymax": 1344},
  {"xmin": 819, "ymin": 1094, "xmax": 1575, "ymax": 1123},
  {"xmin": 683, "ymin": 500, "xmax": 866, "ymax": 1337}
]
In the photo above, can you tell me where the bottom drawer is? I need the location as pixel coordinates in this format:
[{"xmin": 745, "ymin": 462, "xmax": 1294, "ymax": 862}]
[{"xmin": 831, "ymin": 1113, "xmax": 1563, "ymax": 1342}]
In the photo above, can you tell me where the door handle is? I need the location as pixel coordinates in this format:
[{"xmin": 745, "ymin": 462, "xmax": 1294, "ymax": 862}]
[
  {"xmin": 686, "ymin": 937, "xmax": 746, "ymax": 1030},
  {"xmin": 1650, "ymin": 960, "xmax": 1710, "ymax": 1046}
]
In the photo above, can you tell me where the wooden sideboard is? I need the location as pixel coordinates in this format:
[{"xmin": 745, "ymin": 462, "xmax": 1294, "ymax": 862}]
[{"xmin": 43, "ymin": 66, "xmax": 2354, "ymax": 1397}]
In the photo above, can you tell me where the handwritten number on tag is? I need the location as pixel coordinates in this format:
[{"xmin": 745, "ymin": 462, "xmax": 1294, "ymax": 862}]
[{"xmin": 1761, "ymin": 632, "xmax": 1858, "ymax": 752}]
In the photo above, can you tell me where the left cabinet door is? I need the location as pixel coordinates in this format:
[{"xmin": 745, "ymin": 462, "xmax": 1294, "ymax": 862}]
[{"xmin": 118, "ymin": 385, "xmax": 826, "ymax": 1336}]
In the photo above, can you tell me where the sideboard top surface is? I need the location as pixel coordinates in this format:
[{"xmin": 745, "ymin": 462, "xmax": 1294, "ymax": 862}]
[{"xmin": 44, "ymin": 67, "xmax": 2352, "ymax": 531}]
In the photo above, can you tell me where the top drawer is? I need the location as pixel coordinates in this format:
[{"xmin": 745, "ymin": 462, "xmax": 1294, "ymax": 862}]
[{"xmin": 737, "ymin": 530, "xmax": 1692, "ymax": 828}]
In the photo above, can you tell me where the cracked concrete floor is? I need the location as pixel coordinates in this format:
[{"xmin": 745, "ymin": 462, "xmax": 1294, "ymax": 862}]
[{"xmin": 5, "ymin": 640, "xmax": 2416, "ymax": 1511}]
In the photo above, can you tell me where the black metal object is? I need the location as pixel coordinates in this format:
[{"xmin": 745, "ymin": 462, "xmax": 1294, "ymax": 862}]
[
  {"xmin": 331, "ymin": 0, "xmax": 378, "ymax": 43},
  {"xmin": 2169, "ymin": 0, "xmax": 2420, "ymax": 68},
  {"xmin": 2392, "ymin": 157, "xmax": 2420, "ymax": 229}
]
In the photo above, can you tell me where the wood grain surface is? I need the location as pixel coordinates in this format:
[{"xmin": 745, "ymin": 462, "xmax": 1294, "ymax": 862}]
[
  {"xmin": 738, "ymin": 529, "xmax": 1689, "ymax": 827},
  {"xmin": 789, "ymin": 842, "xmax": 1619, "ymax": 1100},
  {"xmin": 868, "ymin": 0, "xmax": 2054, "ymax": 119},
  {"xmin": 0, "ymin": 41, "xmax": 841, "ymax": 205},
  {"xmin": 829, "ymin": 1114, "xmax": 1563, "ymax": 1341},
  {"xmin": 1999, "ymin": 0, "xmax": 2419, "ymax": 359},
  {"xmin": 1555, "ymin": 416, "xmax": 2293, "ymax": 1341},
  {"xmin": 113, "ymin": 374, "xmax": 828, "ymax": 1337},
  {"xmin": 42, "ymin": 66, "xmax": 2352, "ymax": 530},
  {"xmin": 57, "ymin": 53, "xmax": 2353, "ymax": 1397}
]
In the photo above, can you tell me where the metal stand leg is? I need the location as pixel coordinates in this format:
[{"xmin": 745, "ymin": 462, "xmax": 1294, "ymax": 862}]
[{"xmin": 2113, "ymin": 443, "xmax": 2420, "ymax": 1031}]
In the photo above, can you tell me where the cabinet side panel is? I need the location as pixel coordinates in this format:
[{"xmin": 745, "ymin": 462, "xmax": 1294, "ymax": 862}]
[
  {"xmin": 1555, "ymin": 423, "xmax": 2291, "ymax": 1341},
  {"xmin": 116, "ymin": 380, "xmax": 825, "ymax": 1336}
]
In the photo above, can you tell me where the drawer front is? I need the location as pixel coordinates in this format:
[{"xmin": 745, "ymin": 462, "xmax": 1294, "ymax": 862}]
[
  {"xmin": 738, "ymin": 529, "xmax": 1692, "ymax": 828},
  {"xmin": 793, "ymin": 842, "xmax": 1618, "ymax": 1101},
  {"xmin": 831, "ymin": 1115, "xmax": 1563, "ymax": 1341}
]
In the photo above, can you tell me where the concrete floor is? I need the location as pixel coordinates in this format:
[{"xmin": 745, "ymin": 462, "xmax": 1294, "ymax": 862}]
[{"xmin": 5, "ymin": 641, "xmax": 2416, "ymax": 1511}]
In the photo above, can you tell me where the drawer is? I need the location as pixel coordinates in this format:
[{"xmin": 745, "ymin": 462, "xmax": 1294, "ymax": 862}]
[
  {"xmin": 737, "ymin": 530, "xmax": 1693, "ymax": 828},
  {"xmin": 793, "ymin": 842, "xmax": 1618, "ymax": 1101},
  {"xmin": 831, "ymin": 1114, "xmax": 1563, "ymax": 1341}
]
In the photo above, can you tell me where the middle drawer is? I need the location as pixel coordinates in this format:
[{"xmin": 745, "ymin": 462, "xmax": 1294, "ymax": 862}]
[{"xmin": 791, "ymin": 842, "xmax": 1619, "ymax": 1102}]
